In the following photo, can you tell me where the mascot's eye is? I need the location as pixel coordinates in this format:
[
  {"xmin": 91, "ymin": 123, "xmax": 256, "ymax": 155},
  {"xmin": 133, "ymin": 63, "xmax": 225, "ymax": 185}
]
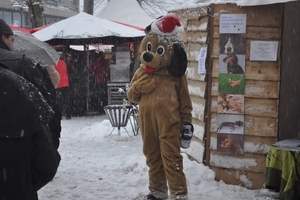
[
  {"xmin": 146, "ymin": 42, "xmax": 152, "ymax": 51},
  {"xmin": 156, "ymin": 46, "xmax": 165, "ymax": 56}
]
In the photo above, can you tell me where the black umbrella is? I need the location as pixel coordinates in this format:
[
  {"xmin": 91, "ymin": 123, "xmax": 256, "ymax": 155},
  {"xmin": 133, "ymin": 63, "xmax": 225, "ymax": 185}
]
[
  {"xmin": 13, "ymin": 31, "xmax": 60, "ymax": 66},
  {"xmin": 0, "ymin": 63, "xmax": 54, "ymax": 138}
]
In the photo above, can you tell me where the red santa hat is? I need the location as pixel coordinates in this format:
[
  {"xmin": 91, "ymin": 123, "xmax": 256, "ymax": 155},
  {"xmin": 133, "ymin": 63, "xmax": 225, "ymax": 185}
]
[{"xmin": 151, "ymin": 13, "xmax": 184, "ymax": 36}]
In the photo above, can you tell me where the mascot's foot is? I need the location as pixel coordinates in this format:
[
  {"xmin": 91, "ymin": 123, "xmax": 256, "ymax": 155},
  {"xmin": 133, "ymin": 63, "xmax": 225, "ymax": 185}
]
[{"xmin": 144, "ymin": 194, "xmax": 163, "ymax": 200}]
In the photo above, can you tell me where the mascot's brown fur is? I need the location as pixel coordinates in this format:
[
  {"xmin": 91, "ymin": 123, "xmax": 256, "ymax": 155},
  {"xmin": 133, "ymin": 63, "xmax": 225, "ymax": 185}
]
[{"xmin": 127, "ymin": 13, "xmax": 192, "ymax": 200}]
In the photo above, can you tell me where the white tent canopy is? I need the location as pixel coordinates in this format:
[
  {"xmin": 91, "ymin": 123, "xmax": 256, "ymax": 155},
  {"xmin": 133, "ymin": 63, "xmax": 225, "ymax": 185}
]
[
  {"xmin": 32, "ymin": 12, "xmax": 145, "ymax": 45},
  {"xmin": 97, "ymin": 0, "xmax": 155, "ymax": 29}
]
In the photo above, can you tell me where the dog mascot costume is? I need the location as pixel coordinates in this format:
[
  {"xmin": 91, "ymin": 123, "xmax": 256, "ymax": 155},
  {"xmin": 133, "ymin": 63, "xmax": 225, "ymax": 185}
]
[{"xmin": 127, "ymin": 13, "xmax": 193, "ymax": 200}]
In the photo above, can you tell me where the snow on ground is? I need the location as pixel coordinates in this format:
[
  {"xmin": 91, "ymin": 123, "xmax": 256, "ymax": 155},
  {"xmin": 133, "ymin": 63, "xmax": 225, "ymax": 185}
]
[{"xmin": 38, "ymin": 115, "xmax": 279, "ymax": 199}]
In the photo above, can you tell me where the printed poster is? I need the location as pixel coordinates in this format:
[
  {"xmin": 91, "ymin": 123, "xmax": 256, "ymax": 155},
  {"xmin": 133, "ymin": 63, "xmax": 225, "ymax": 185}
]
[
  {"xmin": 220, "ymin": 14, "xmax": 247, "ymax": 34},
  {"xmin": 198, "ymin": 47, "xmax": 207, "ymax": 74},
  {"xmin": 250, "ymin": 40, "xmax": 278, "ymax": 61}
]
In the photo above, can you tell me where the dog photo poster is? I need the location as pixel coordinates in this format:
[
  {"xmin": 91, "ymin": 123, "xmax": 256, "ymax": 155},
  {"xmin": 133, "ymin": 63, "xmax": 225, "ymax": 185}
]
[
  {"xmin": 217, "ymin": 94, "xmax": 244, "ymax": 115},
  {"xmin": 216, "ymin": 113, "xmax": 244, "ymax": 134},
  {"xmin": 219, "ymin": 54, "xmax": 245, "ymax": 74},
  {"xmin": 218, "ymin": 74, "xmax": 245, "ymax": 95},
  {"xmin": 219, "ymin": 33, "xmax": 246, "ymax": 55},
  {"xmin": 217, "ymin": 133, "xmax": 244, "ymax": 155}
]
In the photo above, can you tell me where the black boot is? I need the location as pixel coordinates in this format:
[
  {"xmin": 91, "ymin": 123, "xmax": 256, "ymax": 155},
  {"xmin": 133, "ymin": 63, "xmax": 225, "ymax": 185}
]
[{"xmin": 144, "ymin": 194, "xmax": 162, "ymax": 200}]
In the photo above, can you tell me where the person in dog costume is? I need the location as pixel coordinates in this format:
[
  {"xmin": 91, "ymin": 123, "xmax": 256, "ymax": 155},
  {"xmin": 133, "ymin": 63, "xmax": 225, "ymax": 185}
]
[{"xmin": 127, "ymin": 13, "xmax": 193, "ymax": 200}]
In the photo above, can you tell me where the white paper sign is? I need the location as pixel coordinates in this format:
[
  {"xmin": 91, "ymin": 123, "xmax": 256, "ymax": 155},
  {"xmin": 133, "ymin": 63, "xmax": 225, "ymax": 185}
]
[
  {"xmin": 250, "ymin": 41, "xmax": 278, "ymax": 61},
  {"xmin": 198, "ymin": 47, "xmax": 207, "ymax": 74},
  {"xmin": 220, "ymin": 14, "xmax": 247, "ymax": 34}
]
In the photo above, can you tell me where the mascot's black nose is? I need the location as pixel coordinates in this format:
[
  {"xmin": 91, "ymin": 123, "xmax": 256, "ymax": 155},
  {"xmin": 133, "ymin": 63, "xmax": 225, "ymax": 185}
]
[{"xmin": 143, "ymin": 52, "xmax": 153, "ymax": 62}]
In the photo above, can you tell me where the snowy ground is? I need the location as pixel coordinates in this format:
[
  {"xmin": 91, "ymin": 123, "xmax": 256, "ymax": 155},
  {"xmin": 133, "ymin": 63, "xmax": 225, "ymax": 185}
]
[{"xmin": 38, "ymin": 115, "xmax": 279, "ymax": 200}]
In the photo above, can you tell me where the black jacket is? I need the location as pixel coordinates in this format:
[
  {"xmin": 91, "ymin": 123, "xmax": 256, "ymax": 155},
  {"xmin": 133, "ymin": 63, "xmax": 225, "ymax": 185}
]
[
  {"xmin": 0, "ymin": 63, "xmax": 60, "ymax": 200},
  {"xmin": 0, "ymin": 42, "xmax": 62, "ymax": 149}
]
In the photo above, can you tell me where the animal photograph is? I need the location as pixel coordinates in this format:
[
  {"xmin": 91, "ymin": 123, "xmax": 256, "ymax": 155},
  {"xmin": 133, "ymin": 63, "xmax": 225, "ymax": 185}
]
[
  {"xmin": 219, "ymin": 53, "xmax": 245, "ymax": 74},
  {"xmin": 219, "ymin": 33, "xmax": 246, "ymax": 54},
  {"xmin": 217, "ymin": 133, "xmax": 244, "ymax": 155},
  {"xmin": 216, "ymin": 114, "xmax": 244, "ymax": 134},
  {"xmin": 217, "ymin": 94, "xmax": 244, "ymax": 114},
  {"xmin": 218, "ymin": 74, "xmax": 245, "ymax": 95}
]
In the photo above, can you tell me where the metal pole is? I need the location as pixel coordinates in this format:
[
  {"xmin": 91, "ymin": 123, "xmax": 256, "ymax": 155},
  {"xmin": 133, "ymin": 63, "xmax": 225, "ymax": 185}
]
[{"xmin": 85, "ymin": 44, "xmax": 90, "ymax": 113}]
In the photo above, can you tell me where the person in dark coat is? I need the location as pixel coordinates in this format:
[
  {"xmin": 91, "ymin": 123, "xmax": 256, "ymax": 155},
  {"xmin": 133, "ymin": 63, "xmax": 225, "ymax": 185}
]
[
  {"xmin": 0, "ymin": 18, "xmax": 62, "ymax": 149},
  {"xmin": 0, "ymin": 62, "xmax": 60, "ymax": 200}
]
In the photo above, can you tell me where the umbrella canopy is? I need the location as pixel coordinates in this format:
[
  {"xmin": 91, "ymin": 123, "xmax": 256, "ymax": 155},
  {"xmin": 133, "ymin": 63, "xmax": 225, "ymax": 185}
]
[
  {"xmin": 32, "ymin": 12, "xmax": 145, "ymax": 45},
  {"xmin": 13, "ymin": 31, "xmax": 60, "ymax": 66}
]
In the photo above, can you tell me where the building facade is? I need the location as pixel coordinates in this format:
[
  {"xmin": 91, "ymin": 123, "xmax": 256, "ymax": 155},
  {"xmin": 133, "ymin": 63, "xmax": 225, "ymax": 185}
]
[{"xmin": 0, "ymin": 0, "xmax": 79, "ymax": 28}]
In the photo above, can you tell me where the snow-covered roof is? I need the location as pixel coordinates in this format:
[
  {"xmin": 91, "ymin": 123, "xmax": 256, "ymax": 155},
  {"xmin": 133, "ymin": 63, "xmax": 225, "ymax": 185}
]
[
  {"xmin": 171, "ymin": 0, "xmax": 298, "ymax": 11},
  {"xmin": 32, "ymin": 12, "xmax": 145, "ymax": 43},
  {"xmin": 97, "ymin": 0, "xmax": 155, "ymax": 29}
]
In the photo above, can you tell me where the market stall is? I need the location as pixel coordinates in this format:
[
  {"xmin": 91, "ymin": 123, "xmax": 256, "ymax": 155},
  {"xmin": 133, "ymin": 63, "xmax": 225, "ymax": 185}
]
[{"xmin": 33, "ymin": 12, "xmax": 144, "ymax": 115}]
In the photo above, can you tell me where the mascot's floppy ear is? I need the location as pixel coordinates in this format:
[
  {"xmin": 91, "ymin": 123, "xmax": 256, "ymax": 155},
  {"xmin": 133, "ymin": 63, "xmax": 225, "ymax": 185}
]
[{"xmin": 169, "ymin": 42, "xmax": 187, "ymax": 77}]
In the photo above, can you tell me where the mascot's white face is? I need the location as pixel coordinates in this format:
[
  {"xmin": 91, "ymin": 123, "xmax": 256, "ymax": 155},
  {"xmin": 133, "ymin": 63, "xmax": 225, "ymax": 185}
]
[{"xmin": 139, "ymin": 32, "xmax": 174, "ymax": 73}]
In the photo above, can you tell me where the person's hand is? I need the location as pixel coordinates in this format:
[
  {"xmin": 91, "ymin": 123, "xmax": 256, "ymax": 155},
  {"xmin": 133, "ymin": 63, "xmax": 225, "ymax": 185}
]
[{"xmin": 180, "ymin": 123, "xmax": 194, "ymax": 149}]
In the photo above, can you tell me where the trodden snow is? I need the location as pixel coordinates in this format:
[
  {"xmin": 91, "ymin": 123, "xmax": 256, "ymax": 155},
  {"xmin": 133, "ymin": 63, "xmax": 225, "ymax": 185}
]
[{"xmin": 38, "ymin": 115, "xmax": 278, "ymax": 200}]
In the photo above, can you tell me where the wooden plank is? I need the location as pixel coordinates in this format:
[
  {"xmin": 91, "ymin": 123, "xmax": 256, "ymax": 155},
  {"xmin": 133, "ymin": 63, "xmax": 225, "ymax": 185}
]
[
  {"xmin": 211, "ymin": 58, "xmax": 280, "ymax": 81},
  {"xmin": 187, "ymin": 43, "xmax": 208, "ymax": 61},
  {"xmin": 244, "ymin": 98, "xmax": 278, "ymax": 117},
  {"xmin": 191, "ymin": 96, "xmax": 206, "ymax": 121},
  {"xmin": 204, "ymin": 7, "xmax": 215, "ymax": 167},
  {"xmin": 173, "ymin": 7, "xmax": 208, "ymax": 28},
  {"xmin": 211, "ymin": 166, "xmax": 265, "ymax": 189},
  {"xmin": 244, "ymin": 115, "xmax": 278, "ymax": 137},
  {"xmin": 209, "ymin": 151, "xmax": 267, "ymax": 173},
  {"xmin": 186, "ymin": 31, "xmax": 208, "ymax": 43},
  {"xmin": 192, "ymin": 118, "xmax": 205, "ymax": 140},
  {"xmin": 245, "ymin": 61, "xmax": 280, "ymax": 81},
  {"xmin": 182, "ymin": 30, "xmax": 188, "ymax": 44},
  {"xmin": 187, "ymin": 61, "xmax": 206, "ymax": 81},
  {"xmin": 188, "ymin": 79, "xmax": 206, "ymax": 98},
  {"xmin": 187, "ymin": 18, "xmax": 209, "ymax": 31},
  {"xmin": 245, "ymin": 80, "xmax": 279, "ymax": 99},
  {"xmin": 213, "ymin": 4, "xmax": 283, "ymax": 27},
  {"xmin": 211, "ymin": 78, "xmax": 279, "ymax": 99},
  {"xmin": 213, "ymin": 26, "xmax": 282, "ymax": 40}
]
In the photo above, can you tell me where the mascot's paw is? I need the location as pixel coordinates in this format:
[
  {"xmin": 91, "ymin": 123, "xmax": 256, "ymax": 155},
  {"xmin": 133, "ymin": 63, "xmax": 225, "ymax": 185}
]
[{"xmin": 133, "ymin": 76, "xmax": 157, "ymax": 94}]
